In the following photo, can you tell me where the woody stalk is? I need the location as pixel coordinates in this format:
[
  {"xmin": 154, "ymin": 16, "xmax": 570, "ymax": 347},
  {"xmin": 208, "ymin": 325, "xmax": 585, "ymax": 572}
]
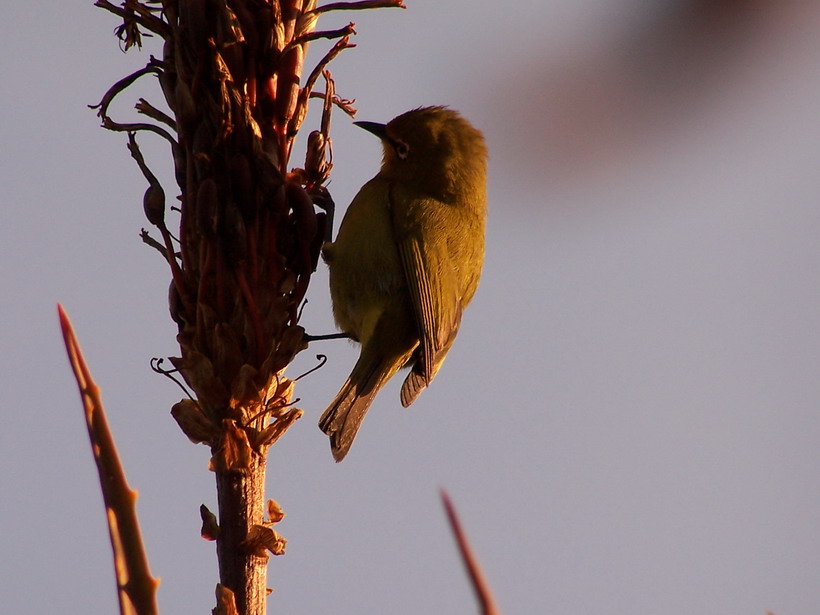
[{"xmin": 91, "ymin": 1, "xmax": 404, "ymax": 613}]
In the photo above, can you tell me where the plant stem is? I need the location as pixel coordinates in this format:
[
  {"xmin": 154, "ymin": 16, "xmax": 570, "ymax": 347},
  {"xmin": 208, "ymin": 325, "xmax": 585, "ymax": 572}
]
[{"xmin": 215, "ymin": 459, "xmax": 268, "ymax": 615}]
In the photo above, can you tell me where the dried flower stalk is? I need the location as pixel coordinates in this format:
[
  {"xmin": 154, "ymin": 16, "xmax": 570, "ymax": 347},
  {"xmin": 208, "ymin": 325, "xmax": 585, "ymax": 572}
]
[{"xmin": 91, "ymin": 1, "xmax": 404, "ymax": 613}]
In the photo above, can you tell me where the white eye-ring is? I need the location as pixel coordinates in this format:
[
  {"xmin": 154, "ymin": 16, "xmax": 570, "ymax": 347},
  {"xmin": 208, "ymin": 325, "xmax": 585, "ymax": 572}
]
[{"xmin": 394, "ymin": 139, "xmax": 410, "ymax": 159}]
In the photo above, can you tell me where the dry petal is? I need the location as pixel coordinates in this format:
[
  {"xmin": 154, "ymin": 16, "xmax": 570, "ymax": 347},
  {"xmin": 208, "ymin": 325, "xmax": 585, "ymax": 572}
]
[
  {"xmin": 267, "ymin": 499, "xmax": 285, "ymax": 524},
  {"xmin": 229, "ymin": 363, "xmax": 261, "ymax": 416},
  {"xmin": 243, "ymin": 525, "xmax": 287, "ymax": 557},
  {"xmin": 200, "ymin": 504, "xmax": 220, "ymax": 541},
  {"xmin": 209, "ymin": 419, "xmax": 255, "ymax": 473},
  {"xmin": 171, "ymin": 398, "xmax": 219, "ymax": 444},
  {"xmin": 274, "ymin": 376, "xmax": 295, "ymax": 405},
  {"xmin": 170, "ymin": 350, "xmax": 230, "ymax": 413},
  {"xmin": 254, "ymin": 408, "xmax": 303, "ymax": 449},
  {"xmin": 214, "ymin": 583, "xmax": 239, "ymax": 615}
]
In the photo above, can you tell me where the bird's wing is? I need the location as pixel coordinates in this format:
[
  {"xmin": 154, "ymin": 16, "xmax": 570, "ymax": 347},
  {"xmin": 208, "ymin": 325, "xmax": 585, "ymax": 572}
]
[{"xmin": 391, "ymin": 195, "xmax": 463, "ymax": 389}]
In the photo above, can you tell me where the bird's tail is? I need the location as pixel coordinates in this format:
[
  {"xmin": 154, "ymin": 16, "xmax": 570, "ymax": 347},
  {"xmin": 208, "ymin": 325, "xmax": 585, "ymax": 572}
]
[
  {"xmin": 400, "ymin": 326, "xmax": 459, "ymax": 407},
  {"xmin": 319, "ymin": 354, "xmax": 399, "ymax": 462}
]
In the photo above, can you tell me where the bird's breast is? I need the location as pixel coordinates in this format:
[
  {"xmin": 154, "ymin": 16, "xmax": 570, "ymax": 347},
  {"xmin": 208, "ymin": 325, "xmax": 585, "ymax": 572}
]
[{"xmin": 327, "ymin": 177, "xmax": 406, "ymax": 338}]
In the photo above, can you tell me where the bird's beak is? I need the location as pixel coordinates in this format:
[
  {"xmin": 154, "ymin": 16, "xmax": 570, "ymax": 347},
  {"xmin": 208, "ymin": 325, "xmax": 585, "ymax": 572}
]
[{"xmin": 353, "ymin": 121, "xmax": 388, "ymax": 140}]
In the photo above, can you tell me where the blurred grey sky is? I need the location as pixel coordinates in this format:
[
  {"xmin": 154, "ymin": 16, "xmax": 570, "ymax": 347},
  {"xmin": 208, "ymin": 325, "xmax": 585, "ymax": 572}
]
[{"xmin": 2, "ymin": 1, "xmax": 819, "ymax": 613}]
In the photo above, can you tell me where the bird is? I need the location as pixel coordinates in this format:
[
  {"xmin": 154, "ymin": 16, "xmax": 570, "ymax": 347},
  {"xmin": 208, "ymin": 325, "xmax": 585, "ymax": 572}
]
[{"xmin": 318, "ymin": 106, "xmax": 488, "ymax": 461}]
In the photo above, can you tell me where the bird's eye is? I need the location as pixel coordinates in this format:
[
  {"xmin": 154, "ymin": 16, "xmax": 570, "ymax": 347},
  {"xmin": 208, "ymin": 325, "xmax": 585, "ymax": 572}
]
[{"xmin": 394, "ymin": 139, "xmax": 410, "ymax": 160}]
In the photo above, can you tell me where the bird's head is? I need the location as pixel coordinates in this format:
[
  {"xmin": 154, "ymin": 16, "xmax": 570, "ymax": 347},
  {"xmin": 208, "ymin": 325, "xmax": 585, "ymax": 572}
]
[{"xmin": 355, "ymin": 106, "xmax": 487, "ymax": 201}]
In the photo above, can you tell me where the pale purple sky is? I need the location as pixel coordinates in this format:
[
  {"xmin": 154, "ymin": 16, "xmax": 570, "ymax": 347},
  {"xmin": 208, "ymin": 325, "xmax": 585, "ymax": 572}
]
[{"xmin": 2, "ymin": 2, "xmax": 819, "ymax": 613}]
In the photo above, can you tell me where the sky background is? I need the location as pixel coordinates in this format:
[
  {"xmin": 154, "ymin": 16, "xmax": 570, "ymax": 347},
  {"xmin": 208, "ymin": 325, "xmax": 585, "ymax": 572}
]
[{"xmin": 2, "ymin": 1, "xmax": 819, "ymax": 613}]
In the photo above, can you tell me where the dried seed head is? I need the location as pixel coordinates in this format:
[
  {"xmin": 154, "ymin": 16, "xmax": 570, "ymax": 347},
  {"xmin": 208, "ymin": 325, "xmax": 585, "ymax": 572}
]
[{"xmin": 95, "ymin": 0, "xmax": 404, "ymax": 460}]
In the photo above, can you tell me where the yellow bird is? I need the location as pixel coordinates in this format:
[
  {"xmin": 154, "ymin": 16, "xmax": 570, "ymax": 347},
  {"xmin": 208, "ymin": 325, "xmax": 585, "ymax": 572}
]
[{"xmin": 319, "ymin": 106, "xmax": 488, "ymax": 461}]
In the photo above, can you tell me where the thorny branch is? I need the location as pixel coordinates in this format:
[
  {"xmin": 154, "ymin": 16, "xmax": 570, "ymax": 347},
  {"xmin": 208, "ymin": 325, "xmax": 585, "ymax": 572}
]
[
  {"xmin": 59, "ymin": 305, "xmax": 160, "ymax": 615},
  {"xmin": 441, "ymin": 491, "xmax": 502, "ymax": 615}
]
